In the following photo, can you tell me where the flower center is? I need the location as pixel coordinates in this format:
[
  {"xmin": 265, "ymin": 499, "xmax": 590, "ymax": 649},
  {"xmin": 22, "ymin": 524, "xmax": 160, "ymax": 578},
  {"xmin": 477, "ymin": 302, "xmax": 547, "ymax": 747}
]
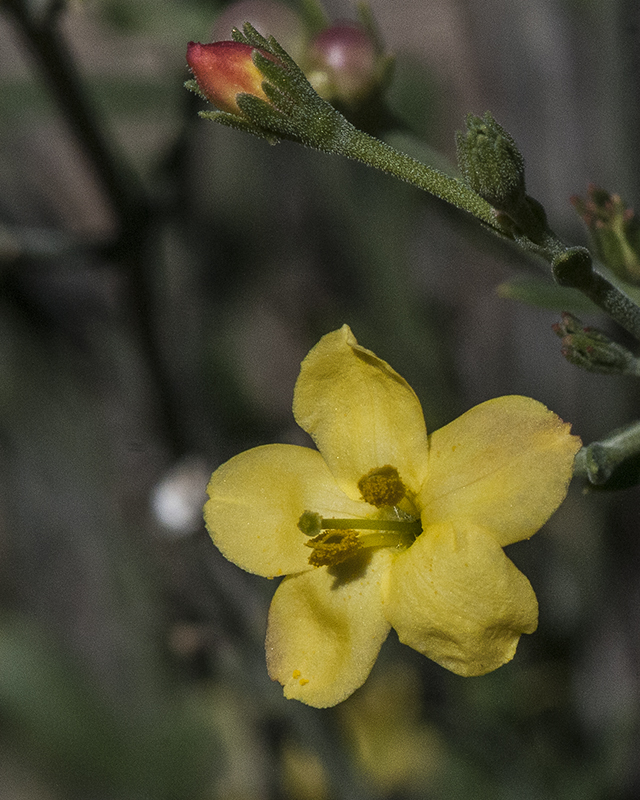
[{"xmin": 297, "ymin": 509, "xmax": 422, "ymax": 567}]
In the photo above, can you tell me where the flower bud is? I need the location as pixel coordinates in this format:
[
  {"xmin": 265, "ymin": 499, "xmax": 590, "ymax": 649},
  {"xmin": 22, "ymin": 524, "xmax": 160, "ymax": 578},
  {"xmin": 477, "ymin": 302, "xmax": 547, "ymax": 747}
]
[
  {"xmin": 186, "ymin": 40, "xmax": 276, "ymax": 116},
  {"xmin": 571, "ymin": 185, "xmax": 640, "ymax": 284},
  {"xmin": 552, "ymin": 312, "xmax": 639, "ymax": 375},
  {"xmin": 456, "ymin": 112, "xmax": 526, "ymax": 213},
  {"xmin": 305, "ymin": 22, "xmax": 386, "ymax": 106}
]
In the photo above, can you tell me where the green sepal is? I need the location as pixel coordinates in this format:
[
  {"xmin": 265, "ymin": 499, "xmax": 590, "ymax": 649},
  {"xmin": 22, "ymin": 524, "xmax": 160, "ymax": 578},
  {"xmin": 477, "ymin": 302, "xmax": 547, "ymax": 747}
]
[
  {"xmin": 231, "ymin": 26, "xmax": 250, "ymax": 44},
  {"xmin": 252, "ymin": 51, "xmax": 299, "ymax": 96},
  {"xmin": 198, "ymin": 109, "xmax": 280, "ymax": 145},
  {"xmin": 235, "ymin": 93, "xmax": 293, "ymax": 138},
  {"xmin": 184, "ymin": 79, "xmax": 208, "ymax": 102}
]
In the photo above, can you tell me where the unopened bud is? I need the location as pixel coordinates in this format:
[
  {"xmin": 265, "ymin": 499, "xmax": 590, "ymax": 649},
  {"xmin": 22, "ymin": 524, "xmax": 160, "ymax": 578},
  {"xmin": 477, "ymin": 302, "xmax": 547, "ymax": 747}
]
[
  {"xmin": 186, "ymin": 40, "xmax": 277, "ymax": 116},
  {"xmin": 456, "ymin": 112, "xmax": 526, "ymax": 213},
  {"xmin": 552, "ymin": 312, "xmax": 640, "ymax": 375},
  {"xmin": 305, "ymin": 21, "xmax": 389, "ymax": 107},
  {"xmin": 571, "ymin": 185, "xmax": 640, "ymax": 284}
]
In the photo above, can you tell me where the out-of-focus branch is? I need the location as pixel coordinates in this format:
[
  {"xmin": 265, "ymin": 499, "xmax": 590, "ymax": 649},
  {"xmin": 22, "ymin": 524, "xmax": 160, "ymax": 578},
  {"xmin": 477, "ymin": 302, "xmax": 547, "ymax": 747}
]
[
  {"xmin": 1, "ymin": 0, "xmax": 189, "ymax": 458},
  {"xmin": 2, "ymin": 0, "xmax": 150, "ymax": 244}
]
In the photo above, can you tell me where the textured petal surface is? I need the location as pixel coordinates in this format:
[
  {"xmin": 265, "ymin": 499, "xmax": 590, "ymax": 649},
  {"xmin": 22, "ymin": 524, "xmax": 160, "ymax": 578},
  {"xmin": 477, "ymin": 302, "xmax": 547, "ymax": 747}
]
[
  {"xmin": 384, "ymin": 519, "xmax": 538, "ymax": 676},
  {"xmin": 186, "ymin": 41, "xmax": 272, "ymax": 114},
  {"xmin": 266, "ymin": 549, "xmax": 394, "ymax": 707},
  {"xmin": 418, "ymin": 396, "xmax": 580, "ymax": 546},
  {"xmin": 205, "ymin": 444, "xmax": 367, "ymax": 578},
  {"xmin": 293, "ymin": 326, "xmax": 430, "ymax": 501}
]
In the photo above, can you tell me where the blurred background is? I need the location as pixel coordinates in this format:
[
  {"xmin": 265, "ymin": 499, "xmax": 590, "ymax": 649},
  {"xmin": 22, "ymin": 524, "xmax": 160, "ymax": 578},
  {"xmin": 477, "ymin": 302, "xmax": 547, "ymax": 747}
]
[{"xmin": 1, "ymin": 0, "xmax": 640, "ymax": 797}]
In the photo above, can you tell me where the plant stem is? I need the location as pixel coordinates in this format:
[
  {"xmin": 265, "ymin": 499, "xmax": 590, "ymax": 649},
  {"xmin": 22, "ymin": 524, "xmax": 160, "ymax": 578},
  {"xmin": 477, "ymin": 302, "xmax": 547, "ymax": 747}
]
[
  {"xmin": 552, "ymin": 248, "xmax": 640, "ymax": 343},
  {"xmin": 331, "ymin": 123, "xmax": 506, "ymax": 235}
]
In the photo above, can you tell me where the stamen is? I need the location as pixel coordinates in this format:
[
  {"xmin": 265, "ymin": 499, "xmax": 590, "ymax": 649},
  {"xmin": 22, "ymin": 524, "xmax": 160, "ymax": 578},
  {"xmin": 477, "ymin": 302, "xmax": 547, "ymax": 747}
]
[
  {"xmin": 304, "ymin": 530, "xmax": 362, "ymax": 566},
  {"xmin": 358, "ymin": 465, "xmax": 406, "ymax": 507},
  {"xmin": 297, "ymin": 510, "xmax": 422, "ymax": 568},
  {"xmin": 298, "ymin": 513, "xmax": 422, "ymax": 538}
]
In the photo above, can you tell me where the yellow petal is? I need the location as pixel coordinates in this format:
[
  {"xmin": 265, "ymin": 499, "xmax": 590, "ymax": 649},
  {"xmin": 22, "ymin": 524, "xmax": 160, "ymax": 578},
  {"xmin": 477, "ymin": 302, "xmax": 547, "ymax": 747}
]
[
  {"xmin": 384, "ymin": 519, "xmax": 538, "ymax": 676},
  {"xmin": 293, "ymin": 325, "xmax": 430, "ymax": 501},
  {"xmin": 419, "ymin": 395, "xmax": 580, "ymax": 546},
  {"xmin": 205, "ymin": 444, "xmax": 367, "ymax": 578},
  {"xmin": 266, "ymin": 549, "xmax": 394, "ymax": 707}
]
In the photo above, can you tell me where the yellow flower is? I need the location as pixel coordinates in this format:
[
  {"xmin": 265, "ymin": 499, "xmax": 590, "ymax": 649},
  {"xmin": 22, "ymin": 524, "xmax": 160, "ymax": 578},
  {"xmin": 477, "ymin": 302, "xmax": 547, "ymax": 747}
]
[{"xmin": 204, "ymin": 325, "xmax": 580, "ymax": 708}]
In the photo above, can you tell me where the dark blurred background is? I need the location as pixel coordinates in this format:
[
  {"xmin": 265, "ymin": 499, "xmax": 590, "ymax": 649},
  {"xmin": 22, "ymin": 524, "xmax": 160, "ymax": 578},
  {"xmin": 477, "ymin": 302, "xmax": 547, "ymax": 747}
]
[{"xmin": 1, "ymin": 0, "xmax": 640, "ymax": 797}]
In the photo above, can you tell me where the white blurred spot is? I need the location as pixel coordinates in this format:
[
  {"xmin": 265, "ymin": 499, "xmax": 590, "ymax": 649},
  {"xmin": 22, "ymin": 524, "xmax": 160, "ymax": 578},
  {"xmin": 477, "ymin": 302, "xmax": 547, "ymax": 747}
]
[{"xmin": 151, "ymin": 456, "xmax": 210, "ymax": 538}]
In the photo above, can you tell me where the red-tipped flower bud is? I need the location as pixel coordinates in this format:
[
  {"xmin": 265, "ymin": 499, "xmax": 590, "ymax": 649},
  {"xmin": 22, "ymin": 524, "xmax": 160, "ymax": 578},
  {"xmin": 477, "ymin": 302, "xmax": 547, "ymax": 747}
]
[{"xmin": 186, "ymin": 41, "xmax": 276, "ymax": 116}]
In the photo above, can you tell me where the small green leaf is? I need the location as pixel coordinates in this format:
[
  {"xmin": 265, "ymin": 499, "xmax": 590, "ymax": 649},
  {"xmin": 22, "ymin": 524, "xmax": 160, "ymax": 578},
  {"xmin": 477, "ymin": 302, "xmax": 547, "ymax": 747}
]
[{"xmin": 496, "ymin": 276, "xmax": 600, "ymax": 313}]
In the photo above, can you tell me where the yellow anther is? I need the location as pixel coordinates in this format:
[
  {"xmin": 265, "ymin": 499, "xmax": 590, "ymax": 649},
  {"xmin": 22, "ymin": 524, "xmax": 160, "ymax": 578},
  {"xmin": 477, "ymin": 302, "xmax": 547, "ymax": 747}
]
[
  {"xmin": 358, "ymin": 465, "xmax": 406, "ymax": 507},
  {"xmin": 304, "ymin": 529, "xmax": 362, "ymax": 567}
]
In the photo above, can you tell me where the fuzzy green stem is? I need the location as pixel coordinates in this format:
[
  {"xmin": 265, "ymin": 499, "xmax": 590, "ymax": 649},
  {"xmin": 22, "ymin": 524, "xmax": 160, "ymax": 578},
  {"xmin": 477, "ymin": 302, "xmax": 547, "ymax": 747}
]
[
  {"xmin": 328, "ymin": 124, "xmax": 504, "ymax": 234},
  {"xmin": 552, "ymin": 247, "xmax": 640, "ymax": 342}
]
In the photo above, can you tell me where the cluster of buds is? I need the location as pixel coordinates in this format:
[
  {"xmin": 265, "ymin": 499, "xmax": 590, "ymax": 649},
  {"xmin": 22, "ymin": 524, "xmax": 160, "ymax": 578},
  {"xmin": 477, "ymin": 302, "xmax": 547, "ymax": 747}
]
[
  {"xmin": 183, "ymin": 4, "xmax": 541, "ymax": 233},
  {"xmin": 185, "ymin": 22, "xmax": 343, "ymax": 148},
  {"xmin": 186, "ymin": 1, "xmax": 392, "ymax": 139},
  {"xmin": 571, "ymin": 185, "xmax": 640, "ymax": 285},
  {"xmin": 552, "ymin": 312, "xmax": 640, "ymax": 376}
]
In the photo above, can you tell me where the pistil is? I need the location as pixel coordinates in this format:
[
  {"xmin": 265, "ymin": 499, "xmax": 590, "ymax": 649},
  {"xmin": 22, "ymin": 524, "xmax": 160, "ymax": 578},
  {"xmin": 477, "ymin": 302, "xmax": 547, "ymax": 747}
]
[{"xmin": 298, "ymin": 510, "xmax": 422, "ymax": 567}]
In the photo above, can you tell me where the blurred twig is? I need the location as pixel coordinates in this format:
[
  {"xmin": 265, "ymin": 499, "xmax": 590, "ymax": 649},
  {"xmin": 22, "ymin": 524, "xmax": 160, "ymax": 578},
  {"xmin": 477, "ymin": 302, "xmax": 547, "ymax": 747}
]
[
  {"xmin": 1, "ymin": 0, "xmax": 191, "ymax": 457},
  {"xmin": 1, "ymin": 0, "xmax": 149, "ymax": 243}
]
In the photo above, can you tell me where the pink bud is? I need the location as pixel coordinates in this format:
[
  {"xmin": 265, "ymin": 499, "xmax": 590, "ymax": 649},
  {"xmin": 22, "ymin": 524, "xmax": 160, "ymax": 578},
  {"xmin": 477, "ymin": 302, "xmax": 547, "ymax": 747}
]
[
  {"xmin": 186, "ymin": 41, "xmax": 275, "ymax": 115},
  {"xmin": 306, "ymin": 22, "xmax": 381, "ymax": 105}
]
